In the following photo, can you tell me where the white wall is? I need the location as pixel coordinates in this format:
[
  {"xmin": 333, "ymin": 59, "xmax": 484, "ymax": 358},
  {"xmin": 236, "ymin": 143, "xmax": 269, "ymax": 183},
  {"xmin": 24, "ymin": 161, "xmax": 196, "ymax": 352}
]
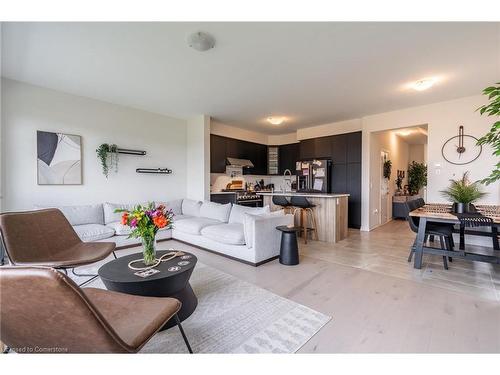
[
  {"xmin": 186, "ymin": 115, "xmax": 210, "ymax": 201},
  {"xmin": 211, "ymin": 120, "xmax": 298, "ymax": 145},
  {"xmin": 409, "ymin": 144, "xmax": 426, "ymax": 164},
  {"xmin": 361, "ymin": 95, "xmax": 500, "ymax": 231},
  {"xmin": 297, "ymin": 119, "xmax": 362, "ymax": 140},
  {"xmin": 370, "ymin": 130, "xmax": 410, "ymax": 226},
  {"xmin": 1, "ymin": 79, "xmax": 188, "ymax": 210}
]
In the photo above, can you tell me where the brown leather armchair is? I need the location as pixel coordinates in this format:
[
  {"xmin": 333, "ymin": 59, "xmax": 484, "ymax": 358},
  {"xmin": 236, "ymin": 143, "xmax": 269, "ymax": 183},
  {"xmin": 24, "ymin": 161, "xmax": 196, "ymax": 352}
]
[
  {"xmin": 0, "ymin": 266, "xmax": 193, "ymax": 353},
  {"xmin": 0, "ymin": 209, "xmax": 116, "ymax": 285}
]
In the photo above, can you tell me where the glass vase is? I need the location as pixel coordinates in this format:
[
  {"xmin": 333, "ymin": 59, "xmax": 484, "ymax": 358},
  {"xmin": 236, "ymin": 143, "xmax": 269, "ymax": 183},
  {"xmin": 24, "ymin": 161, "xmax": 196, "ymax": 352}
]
[{"xmin": 141, "ymin": 235, "xmax": 157, "ymax": 266}]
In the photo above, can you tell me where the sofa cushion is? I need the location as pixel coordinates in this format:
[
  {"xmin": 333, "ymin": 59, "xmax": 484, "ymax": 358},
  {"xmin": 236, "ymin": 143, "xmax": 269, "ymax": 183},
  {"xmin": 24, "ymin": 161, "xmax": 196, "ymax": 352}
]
[
  {"xmin": 156, "ymin": 199, "xmax": 183, "ymax": 215},
  {"xmin": 73, "ymin": 224, "xmax": 115, "ymax": 242},
  {"xmin": 201, "ymin": 223, "xmax": 246, "ymax": 245},
  {"xmin": 200, "ymin": 201, "xmax": 232, "ymax": 223},
  {"xmin": 103, "ymin": 202, "xmax": 151, "ymax": 224},
  {"xmin": 243, "ymin": 211, "xmax": 285, "ymax": 248},
  {"xmin": 174, "ymin": 217, "xmax": 221, "ymax": 235},
  {"xmin": 35, "ymin": 204, "xmax": 104, "ymax": 226},
  {"xmin": 106, "ymin": 221, "xmax": 132, "ymax": 236},
  {"xmin": 181, "ymin": 199, "xmax": 202, "ymax": 217},
  {"xmin": 165, "ymin": 199, "xmax": 183, "ymax": 215},
  {"xmin": 228, "ymin": 204, "xmax": 270, "ymax": 224},
  {"xmin": 173, "ymin": 214, "xmax": 192, "ymax": 221}
]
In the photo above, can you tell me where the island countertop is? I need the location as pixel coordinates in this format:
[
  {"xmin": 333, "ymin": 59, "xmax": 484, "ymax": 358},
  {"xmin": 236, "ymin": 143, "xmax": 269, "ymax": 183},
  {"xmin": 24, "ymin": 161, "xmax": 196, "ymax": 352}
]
[
  {"xmin": 257, "ymin": 192, "xmax": 350, "ymax": 198},
  {"xmin": 259, "ymin": 192, "xmax": 349, "ymax": 243}
]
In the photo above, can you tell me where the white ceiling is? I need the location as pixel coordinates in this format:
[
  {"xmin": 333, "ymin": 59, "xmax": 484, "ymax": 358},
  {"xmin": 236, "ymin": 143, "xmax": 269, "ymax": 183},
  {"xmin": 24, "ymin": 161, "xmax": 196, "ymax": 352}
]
[{"xmin": 2, "ymin": 22, "xmax": 499, "ymax": 135}]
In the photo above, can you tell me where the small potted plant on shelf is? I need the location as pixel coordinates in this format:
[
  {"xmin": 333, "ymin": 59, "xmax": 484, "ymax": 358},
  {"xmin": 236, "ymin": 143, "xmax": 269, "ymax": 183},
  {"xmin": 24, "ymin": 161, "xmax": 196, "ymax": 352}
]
[
  {"xmin": 96, "ymin": 143, "xmax": 119, "ymax": 178},
  {"xmin": 116, "ymin": 203, "xmax": 174, "ymax": 265},
  {"xmin": 440, "ymin": 172, "xmax": 488, "ymax": 213}
]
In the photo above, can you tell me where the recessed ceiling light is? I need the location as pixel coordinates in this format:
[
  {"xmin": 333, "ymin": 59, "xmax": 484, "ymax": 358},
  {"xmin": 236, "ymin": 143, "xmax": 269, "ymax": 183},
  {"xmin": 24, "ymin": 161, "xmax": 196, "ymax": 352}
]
[
  {"xmin": 267, "ymin": 117, "xmax": 285, "ymax": 125},
  {"xmin": 412, "ymin": 78, "xmax": 436, "ymax": 91}
]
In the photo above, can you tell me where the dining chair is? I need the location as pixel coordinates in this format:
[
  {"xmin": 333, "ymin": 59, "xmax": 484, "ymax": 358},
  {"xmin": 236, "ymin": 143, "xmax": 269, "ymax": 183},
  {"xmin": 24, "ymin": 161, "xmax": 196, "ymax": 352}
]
[{"xmin": 405, "ymin": 200, "xmax": 454, "ymax": 269}]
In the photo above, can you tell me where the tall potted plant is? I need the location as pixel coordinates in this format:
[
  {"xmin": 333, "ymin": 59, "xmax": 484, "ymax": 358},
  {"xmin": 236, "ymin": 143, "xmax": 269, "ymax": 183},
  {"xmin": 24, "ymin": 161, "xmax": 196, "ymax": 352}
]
[
  {"xmin": 476, "ymin": 83, "xmax": 500, "ymax": 185},
  {"xmin": 407, "ymin": 161, "xmax": 427, "ymax": 195},
  {"xmin": 116, "ymin": 203, "xmax": 174, "ymax": 265},
  {"xmin": 440, "ymin": 172, "xmax": 488, "ymax": 213}
]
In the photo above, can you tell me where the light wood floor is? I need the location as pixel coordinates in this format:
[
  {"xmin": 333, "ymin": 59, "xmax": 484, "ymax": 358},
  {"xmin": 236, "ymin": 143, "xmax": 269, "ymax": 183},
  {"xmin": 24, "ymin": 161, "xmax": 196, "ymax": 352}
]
[
  {"xmin": 74, "ymin": 220, "xmax": 500, "ymax": 353},
  {"xmin": 160, "ymin": 220, "xmax": 500, "ymax": 353}
]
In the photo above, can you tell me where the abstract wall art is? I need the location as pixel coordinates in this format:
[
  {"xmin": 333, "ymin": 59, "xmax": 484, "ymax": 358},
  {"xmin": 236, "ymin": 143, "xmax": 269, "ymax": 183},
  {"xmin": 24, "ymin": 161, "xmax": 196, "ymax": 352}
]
[{"xmin": 37, "ymin": 130, "xmax": 82, "ymax": 185}]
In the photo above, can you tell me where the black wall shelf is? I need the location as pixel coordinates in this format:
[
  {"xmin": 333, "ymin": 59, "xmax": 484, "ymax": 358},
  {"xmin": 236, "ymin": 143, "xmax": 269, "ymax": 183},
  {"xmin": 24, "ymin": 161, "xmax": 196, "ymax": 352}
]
[
  {"xmin": 136, "ymin": 168, "xmax": 172, "ymax": 174},
  {"xmin": 117, "ymin": 148, "xmax": 146, "ymax": 156}
]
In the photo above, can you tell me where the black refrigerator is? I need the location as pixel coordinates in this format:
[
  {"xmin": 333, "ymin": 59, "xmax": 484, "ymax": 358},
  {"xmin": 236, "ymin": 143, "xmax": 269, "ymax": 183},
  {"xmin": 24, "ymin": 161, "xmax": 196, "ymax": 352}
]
[{"xmin": 295, "ymin": 159, "xmax": 332, "ymax": 193}]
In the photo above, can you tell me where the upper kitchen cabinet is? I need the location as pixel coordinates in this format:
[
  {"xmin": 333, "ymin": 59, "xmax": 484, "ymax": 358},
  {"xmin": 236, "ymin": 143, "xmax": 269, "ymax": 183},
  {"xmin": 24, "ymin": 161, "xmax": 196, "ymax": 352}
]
[
  {"xmin": 279, "ymin": 143, "xmax": 300, "ymax": 174},
  {"xmin": 245, "ymin": 142, "xmax": 267, "ymax": 175},
  {"xmin": 314, "ymin": 136, "xmax": 331, "ymax": 158},
  {"xmin": 210, "ymin": 135, "xmax": 228, "ymax": 173},
  {"xmin": 299, "ymin": 138, "xmax": 315, "ymax": 159},
  {"xmin": 330, "ymin": 134, "xmax": 347, "ymax": 164},
  {"xmin": 210, "ymin": 134, "xmax": 268, "ymax": 175},
  {"xmin": 347, "ymin": 131, "xmax": 362, "ymax": 163}
]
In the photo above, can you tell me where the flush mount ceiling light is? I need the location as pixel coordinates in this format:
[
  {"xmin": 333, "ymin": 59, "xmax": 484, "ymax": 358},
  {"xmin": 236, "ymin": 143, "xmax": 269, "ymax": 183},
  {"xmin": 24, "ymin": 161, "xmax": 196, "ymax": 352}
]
[
  {"xmin": 187, "ymin": 31, "xmax": 215, "ymax": 52},
  {"xmin": 267, "ymin": 117, "xmax": 285, "ymax": 125},
  {"xmin": 411, "ymin": 78, "xmax": 436, "ymax": 91}
]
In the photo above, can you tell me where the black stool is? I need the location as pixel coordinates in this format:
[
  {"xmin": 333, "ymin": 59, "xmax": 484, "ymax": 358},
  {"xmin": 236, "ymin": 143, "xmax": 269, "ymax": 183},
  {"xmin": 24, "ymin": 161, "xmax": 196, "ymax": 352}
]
[
  {"xmin": 272, "ymin": 195, "xmax": 293, "ymax": 214},
  {"xmin": 276, "ymin": 225, "xmax": 299, "ymax": 265},
  {"xmin": 290, "ymin": 196, "xmax": 318, "ymax": 244}
]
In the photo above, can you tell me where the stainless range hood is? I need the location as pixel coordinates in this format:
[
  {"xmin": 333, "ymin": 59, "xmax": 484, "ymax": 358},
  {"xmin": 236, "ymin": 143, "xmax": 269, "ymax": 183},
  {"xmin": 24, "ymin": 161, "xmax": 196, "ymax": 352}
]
[{"xmin": 226, "ymin": 157, "xmax": 254, "ymax": 168}]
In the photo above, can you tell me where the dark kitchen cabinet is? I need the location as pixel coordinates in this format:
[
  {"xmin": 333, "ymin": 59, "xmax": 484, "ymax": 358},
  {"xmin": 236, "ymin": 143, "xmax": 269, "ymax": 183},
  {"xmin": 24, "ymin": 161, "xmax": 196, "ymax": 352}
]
[
  {"xmin": 298, "ymin": 131, "xmax": 362, "ymax": 229},
  {"xmin": 246, "ymin": 143, "xmax": 267, "ymax": 175},
  {"xmin": 279, "ymin": 143, "xmax": 300, "ymax": 174},
  {"xmin": 314, "ymin": 137, "xmax": 331, "ymax": 159},
  {"xmin": 346, "ymin": 162, "xmax": 362, "ymax": 229},
  {"xmin": 299, "ymin": 138, "xmax": 315, "ymax": 159},
  {"xmin": 331, "ymin": 163, "xmax": 347, "ymax": 193},
  {"xmin": 330, "ymin": 134, "xmax": 347, "ymax": 164},
  {"xmin": 347, "ymin": 132, "xmax": 362, "ymax": 163},
  {"xmin": 210, "ymin": 135, "xmax": 228, "ymax": 173},
  {"xmin": 210, "ymin": 134, "xmax": 268, "ymax": 175}
]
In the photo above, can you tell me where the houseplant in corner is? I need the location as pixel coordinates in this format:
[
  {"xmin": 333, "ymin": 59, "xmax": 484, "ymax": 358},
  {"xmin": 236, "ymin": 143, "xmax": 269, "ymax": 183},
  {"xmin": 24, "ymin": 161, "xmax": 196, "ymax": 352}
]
[
  {"xmin": 476, "ymin": 82, "xmax": 500, "ymax": 185},
  {"xmin": 407, "ymin": 161, "xmax": 427, "ymax": 195},
  {"xmin": 440, "ymin": 172, "xmax": 488, "ymax": 213},
  {"xmin": 116, "ymin": 203, "xmax": 174, "ymax": 265}
]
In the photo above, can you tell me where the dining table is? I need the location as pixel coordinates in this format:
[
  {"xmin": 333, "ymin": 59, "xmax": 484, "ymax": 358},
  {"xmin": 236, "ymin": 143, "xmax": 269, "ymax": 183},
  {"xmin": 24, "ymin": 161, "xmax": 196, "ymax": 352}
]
[{"xmin": 409, "ymin": 204, "xmax": 500, "ymax": 269}]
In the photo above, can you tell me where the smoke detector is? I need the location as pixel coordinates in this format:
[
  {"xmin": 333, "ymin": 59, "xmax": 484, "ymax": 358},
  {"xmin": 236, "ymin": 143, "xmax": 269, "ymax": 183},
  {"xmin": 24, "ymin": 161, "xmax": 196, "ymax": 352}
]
[{"xmin": 187, "ymin": 32, "xmax": 215, "ymax": 52}]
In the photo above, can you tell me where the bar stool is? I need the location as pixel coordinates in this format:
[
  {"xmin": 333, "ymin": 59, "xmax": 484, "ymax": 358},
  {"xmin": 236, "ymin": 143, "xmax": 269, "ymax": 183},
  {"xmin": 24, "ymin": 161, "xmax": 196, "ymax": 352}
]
[
  {"xmin": 272, "ymin": 195, "xmax": 293, "ymax": 214},
  {"xmin": 290, "ymin": 196, "xmax": 318, "ymax": 244}
]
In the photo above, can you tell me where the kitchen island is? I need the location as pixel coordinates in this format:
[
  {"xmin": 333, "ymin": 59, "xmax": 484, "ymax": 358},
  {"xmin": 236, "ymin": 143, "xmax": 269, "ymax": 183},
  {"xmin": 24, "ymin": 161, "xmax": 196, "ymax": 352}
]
[{"xmin": 258, "ymin": 192, "xmax": 349, "ymax": 243}]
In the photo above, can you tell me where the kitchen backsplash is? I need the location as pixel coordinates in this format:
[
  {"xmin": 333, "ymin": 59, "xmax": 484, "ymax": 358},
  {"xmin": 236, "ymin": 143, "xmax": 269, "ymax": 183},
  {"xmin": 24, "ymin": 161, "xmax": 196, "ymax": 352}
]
[{"xmin": 210, "ymin": 173, "xmax": 295, "ymax": 192}]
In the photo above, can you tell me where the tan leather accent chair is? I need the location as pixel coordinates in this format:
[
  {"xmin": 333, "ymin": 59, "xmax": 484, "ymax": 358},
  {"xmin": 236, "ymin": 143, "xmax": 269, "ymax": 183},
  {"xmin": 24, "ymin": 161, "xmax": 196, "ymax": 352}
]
[
  {"xmin": 0, "ymin": 209, "xmax": 116, "ymax": 284},
  {"xmin": 0, "ymin": 266, "xmax": 193, "ymax": 353}
]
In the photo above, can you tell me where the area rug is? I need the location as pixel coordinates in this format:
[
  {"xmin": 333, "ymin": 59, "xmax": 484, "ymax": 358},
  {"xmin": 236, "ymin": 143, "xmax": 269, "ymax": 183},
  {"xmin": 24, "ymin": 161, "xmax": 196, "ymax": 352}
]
[{"xmin": 86, "ymin": 262, "xmax": 331, "ymax": 353}]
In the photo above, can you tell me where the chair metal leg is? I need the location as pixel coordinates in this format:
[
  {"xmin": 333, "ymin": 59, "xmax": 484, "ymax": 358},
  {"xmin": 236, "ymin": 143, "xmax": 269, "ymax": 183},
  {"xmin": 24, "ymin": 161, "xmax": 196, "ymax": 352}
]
[
  {"xmin": 439, "ymin": 236, "xmax": 448, "ymax": 270},
  {"xmin": 174, "ymin": 314, "xmax": 193, "ymax": 354},
  {"xmin": 71, "ymin": 268, "xmax": 99, "ymax": 287},
  {"xmin": 112, "ymin": 251, "xmax": 118, "ymax": 259},
  {"xmin": 445, "ymin": 236, "xmax": 454, "ymax": 263},
  {"xmin": 3, "ymin": 345, "xmax": 10, "ymax": 354}
]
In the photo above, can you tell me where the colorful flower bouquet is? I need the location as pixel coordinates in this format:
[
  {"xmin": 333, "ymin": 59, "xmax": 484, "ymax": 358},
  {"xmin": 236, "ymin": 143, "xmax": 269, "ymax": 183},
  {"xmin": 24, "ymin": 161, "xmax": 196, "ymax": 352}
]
[{"xmin": 115, "ymin": 202, "xmax": 174, "ymax": 265}]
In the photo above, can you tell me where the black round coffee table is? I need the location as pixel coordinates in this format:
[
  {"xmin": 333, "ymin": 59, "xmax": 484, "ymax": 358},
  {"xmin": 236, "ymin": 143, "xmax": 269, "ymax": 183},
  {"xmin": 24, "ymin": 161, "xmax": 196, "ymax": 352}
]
[{"xmin": 98, "ymin": 250, "xmax": 198, "ymax": 329}]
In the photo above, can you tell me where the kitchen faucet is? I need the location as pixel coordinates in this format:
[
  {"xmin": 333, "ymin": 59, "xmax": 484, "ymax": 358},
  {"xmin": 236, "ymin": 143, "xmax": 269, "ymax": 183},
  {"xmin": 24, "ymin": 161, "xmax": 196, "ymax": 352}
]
[{"xmin": 283, "ymin": 169, "xmax": 292, "ymax": 192}]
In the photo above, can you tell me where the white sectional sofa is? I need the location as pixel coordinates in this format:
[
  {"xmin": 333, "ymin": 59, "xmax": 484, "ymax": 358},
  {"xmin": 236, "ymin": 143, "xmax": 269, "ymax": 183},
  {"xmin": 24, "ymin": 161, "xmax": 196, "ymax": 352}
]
[{"xmin": 40, "ymin": 199, "xmax": 294, "ymax": 266}]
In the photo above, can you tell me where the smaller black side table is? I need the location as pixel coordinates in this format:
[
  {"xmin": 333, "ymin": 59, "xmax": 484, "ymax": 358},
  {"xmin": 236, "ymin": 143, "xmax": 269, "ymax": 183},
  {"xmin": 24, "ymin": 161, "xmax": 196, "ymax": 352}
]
[{"xmin": 276, "ymin": 225, "xmax": 300, "ymax": 266}]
